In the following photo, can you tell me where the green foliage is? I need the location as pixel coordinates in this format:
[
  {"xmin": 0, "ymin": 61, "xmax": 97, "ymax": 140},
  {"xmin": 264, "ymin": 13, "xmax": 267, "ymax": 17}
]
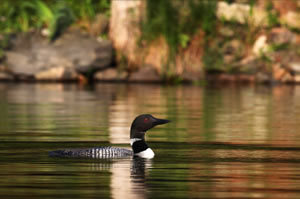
[
  {"xmin": 203, "ymin": 46, "xmax": 224, "ymax": 72},
  {"xmin": 179, "ymin": 34, "xmax": 190, "ymax": 48},
  {"xmin": 224, "ymin": 0, "xmax": 235, "ymax": 4},
  {"xmin": 33, "ymin": 0, "xmax": 54, "ymax": 28},
  {"xmin": 68, "ymin": 0, "xmax": 110, "ymax": 21},
  {"xmin": 186, "ymin": 0, "xmax": 217, "ymax": 35},
  {"xmin": 0, "ymin": 0, "xmax": 111, "ymax": 36},
  {"xmin": 297, "ymin": 47, "xmax": 300, "ymax": 56},
  {"xmin": 143, "ymin": 0, "xmax": 178, "ymax": 56},
  {"xmin": 266, "ymin": 1, "xmax": 279, "ymax": 27},
  {"xmin": 50, "ymin": 2, "xmax": 75, "ymax": 41},
  {"xmin": 142, "ymin": 0, "xmax": 216, "ymax": 53},
  {"xmin": 142, "ymin": 0, "xmax": 217, "ymax": 78},
  {"xmin": 269, "ymin": 43, "xmax": 290, "ymax": 52}
]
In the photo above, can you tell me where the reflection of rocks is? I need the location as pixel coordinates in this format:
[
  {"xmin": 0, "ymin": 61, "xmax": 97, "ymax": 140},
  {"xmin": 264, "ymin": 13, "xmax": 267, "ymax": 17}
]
[{"xmin": 4, "ymin": 28, "xmax": 112, "ymax": 81}]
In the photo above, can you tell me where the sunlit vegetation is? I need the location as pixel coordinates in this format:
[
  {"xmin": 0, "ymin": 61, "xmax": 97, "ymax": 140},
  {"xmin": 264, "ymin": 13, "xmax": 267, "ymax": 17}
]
[
  {"xmin": 141, "ymin": 0, "xmax": 217, "ymax": 80},
  {"xmin": 142, "ymin": 0, "xmax": 216, "ymax": 55},
  {"xmin": 0, "ymin": 0, "xmax": 110, "ymax": 38}
]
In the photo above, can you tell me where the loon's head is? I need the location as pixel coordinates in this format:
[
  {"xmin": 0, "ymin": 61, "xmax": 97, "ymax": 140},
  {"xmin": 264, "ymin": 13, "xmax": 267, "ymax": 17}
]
[{"xmin": 130, "ymin": 114, "xmax": 170, "ymax": 139}]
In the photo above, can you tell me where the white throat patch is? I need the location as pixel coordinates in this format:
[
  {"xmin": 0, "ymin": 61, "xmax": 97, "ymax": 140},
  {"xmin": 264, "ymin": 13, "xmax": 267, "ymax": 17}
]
[
  {"xmin": 135, "ymin": 148, "xmax": 155, "ymax": 159},
  {"xmin": 130, "ymin": 138, "xmax": 142, "ymax": 146}
]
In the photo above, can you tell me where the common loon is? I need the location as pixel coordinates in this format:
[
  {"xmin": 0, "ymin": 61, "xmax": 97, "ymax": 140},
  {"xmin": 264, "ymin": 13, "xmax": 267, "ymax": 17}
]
[{"xmin": 49, "ymin": 114, "xmax": 170, "ymax": 159}]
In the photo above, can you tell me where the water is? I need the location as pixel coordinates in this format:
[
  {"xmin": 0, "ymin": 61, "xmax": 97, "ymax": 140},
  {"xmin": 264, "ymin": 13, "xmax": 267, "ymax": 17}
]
[{"xmin": 1, "ymin": 83, "xmax": 300, "ymax": 198}]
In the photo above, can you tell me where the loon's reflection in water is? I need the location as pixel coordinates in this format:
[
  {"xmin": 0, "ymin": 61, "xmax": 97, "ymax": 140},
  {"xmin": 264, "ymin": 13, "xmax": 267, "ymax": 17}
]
[{"xmin": 90, "ymin": 157, "xmax": 152, "ymax": 199}]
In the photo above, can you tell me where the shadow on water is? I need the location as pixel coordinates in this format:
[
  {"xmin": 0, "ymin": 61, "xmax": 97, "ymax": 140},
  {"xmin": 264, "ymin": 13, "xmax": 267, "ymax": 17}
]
[{"xmin": 2, "ymin": 83, "xmax": 300, "ymax": 198}]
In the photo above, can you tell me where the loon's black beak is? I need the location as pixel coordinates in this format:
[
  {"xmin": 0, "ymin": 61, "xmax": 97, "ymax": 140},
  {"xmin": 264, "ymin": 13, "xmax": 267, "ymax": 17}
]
[{"xmin": 153, "ymin": 118, "xmax": 170, "ymax": 126}]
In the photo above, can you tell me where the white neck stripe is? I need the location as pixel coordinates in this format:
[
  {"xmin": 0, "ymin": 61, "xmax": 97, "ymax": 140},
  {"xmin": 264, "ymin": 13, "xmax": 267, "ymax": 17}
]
[{"xmin": 130, "ymin": 138, "xmax": 142, "ymax": 146}]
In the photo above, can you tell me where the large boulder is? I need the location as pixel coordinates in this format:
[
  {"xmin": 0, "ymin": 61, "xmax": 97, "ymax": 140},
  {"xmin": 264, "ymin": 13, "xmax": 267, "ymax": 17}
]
[
  {"xmin": 109, "ymin": 0, "xmax": 144, "ymax": 68},
  {"xmin": 0, "ymin": 64, "xmax": 13, "ymax": 81},
  {"xmin": 4, "ymin": 29, "xmax": 112, "ymax": 80}
]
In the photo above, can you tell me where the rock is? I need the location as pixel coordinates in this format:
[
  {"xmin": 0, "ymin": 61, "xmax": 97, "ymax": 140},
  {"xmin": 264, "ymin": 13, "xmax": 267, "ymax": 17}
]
[
  {"xmin": 223, "ymin": 39, "xmax": 243, "ymax": 54},
  {"xmin": 237, "ymin": 55, "xmax": 260, "ymax": 74},
  {"xmin": 144, "ymin": 36, "xmax": 169, "ymax": 74},
  {"xmin": 253, "ymin": 35, "xmax": 270, "ymax": 56},
  {"xmin": 5, "ymin": 52, "xmax": 29, "ymax": 76},
  {"xmin": 94, "ymin": 68, "xmax": 127, "ymax": 81},
  {"xmin": 294, "ymin": 75, "xmax": 300, "ymax": 83},
  {"xmin": 35, "ymin": 66, "xmax": 78, "ymax": 80},
  {"xmin": 281, "ymin": 11, "xmax": 300, "ymax": 29},
  {"xmin": 206, "ymin": 74, "xmax": 254, "ymax": 83},
  {"xmin": 256, "ymin": 72, "xmax": 271, "ymax": 83},
  {"xmin": 219, "ymin": 26, "xmax": 234, "ymax": 37},
  {"xmin": 281, "ymin": 72, "xmax": 293, "ymax": 83},
  {"xmin": 109, "ymin": 0, "xmax": 144, "ymax": 67},
  {"xmin": 4, "ymin": 29, "xmax": 113, "ymax": 80},
  {"xmin": 129, "ymin": 66, "xmax": 161, "ymax": 82},
  {"xmin": 288, "ymin": 62, "xmax": 300, "ymax": 74},
  {"xmin": 239, "ymin": 55, "xmax": 257, "ymax": 66},
  {"xmin": 54, "ymin": 29, "xmax": 113, "ymax": 73},
  {"xmin": 272, "ymin": 64, "xmax": 287, "ymax": 81},
  {"xmin": 217, "ymin": 2, "xmax": 268, "ymax": 26},
  {"xmin": 236, "ymin": 74, "xmax": 255, "ymax": 82},
  {"xmin": 0, "ymin": 72, "xmax": 13, "ymax": 80},
  {"xmin": 217, "ymin": 2, "xmax": 250, "ymax": 24},
  {"xmin": 269, "ymin": 28, "xmax": 297, "ymax": 45},
  {"xmin": 249, "ymin": 7, "xmax": 268, "ymax": 27},
  {"xmin": 273, "ymin": 0, "xmax": 298, "ymax": 16},
  {"xmin": 175, "ymin": 30, "xmax": 204, "ymax": 79},
  {"xmin": 223, "ymin": 39, "xmax": 244, "ymax": 64},
  {"xmin": 90, "ymin": 14, "xmax": 109, "ymax": 37},
  {"xmin": 0, "ymin": 64, "xmax": 13, "ymax": 80}
]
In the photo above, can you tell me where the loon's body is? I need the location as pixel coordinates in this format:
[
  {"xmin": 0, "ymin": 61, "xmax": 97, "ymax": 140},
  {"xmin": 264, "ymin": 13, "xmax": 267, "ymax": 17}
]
[
  {"xmin": 49, "ymin": 114, "xmax": 169, "ymax": 159},
  {"xmin": 49, "ymin": 146, "xmax": 133, "ymax": 158}
]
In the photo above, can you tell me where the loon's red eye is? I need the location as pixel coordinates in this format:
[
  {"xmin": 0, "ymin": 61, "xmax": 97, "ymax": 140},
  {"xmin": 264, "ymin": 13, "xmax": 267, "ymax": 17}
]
[{"xmin": 144, "ymin": 118, "xmax": 149, "ymax": 122}]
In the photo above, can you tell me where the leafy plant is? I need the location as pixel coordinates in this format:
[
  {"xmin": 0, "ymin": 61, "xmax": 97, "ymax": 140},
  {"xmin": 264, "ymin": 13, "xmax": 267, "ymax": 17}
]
[
  {"xmin": 266, "ymin": 1, "xmax": 279, "ymax": 27},
  {"xmin": 203, "ymin": 46, "xmax": 224, "ymax": 73},
  {"xmin": 179, "ymin": 34, "xmax": 190, "ymax": 48},
  {"xmin": 142, "ymin": 0, "xmax": 217, "ymax": 77},
  {"xmin": 0, "ymin": 0, "xmax": 111, "ymax": 36}
]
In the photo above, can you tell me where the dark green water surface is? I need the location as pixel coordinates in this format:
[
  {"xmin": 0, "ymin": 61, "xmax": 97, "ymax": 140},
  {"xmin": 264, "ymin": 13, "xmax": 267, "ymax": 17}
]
[{"xmin": 1, "ymin": 83, "xmax": 300, "ymax": 199}]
